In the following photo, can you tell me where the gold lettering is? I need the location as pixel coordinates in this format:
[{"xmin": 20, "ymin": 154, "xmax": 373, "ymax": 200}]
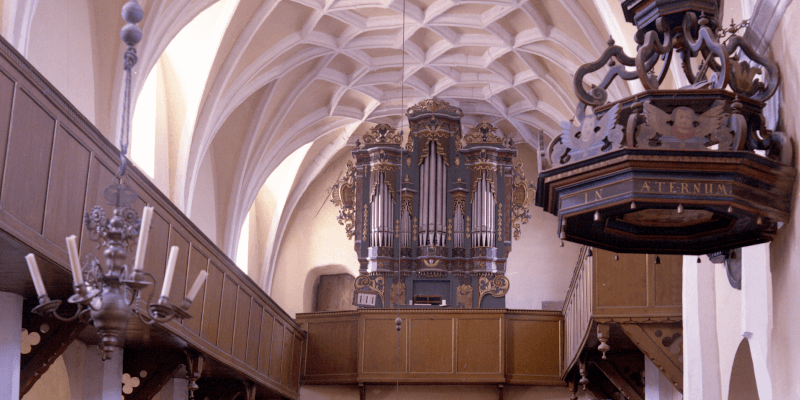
[
  {"xmin": 705, "ymin": 183, "xmax": 714, "ymax": 194},
  {"xmin": 594, "ymin": 189, "xmax": 603, "ymax": 200},
  {"xmin": 681, "ymin": 182, "xmax": 689, "ymax": 193},
  {"xmin": 718, "ymin": 184, "xmax": 728, "ymax": 195},
  {"xmin": 693, "ymin": 183, "xmax": 701, "ymax": 193},
  {"xmin": 656, "ymin": 182, "xmax": 665, "ymax": 192},
  {"xmin": 669, "ymin": 182, "xmax": 676, "ymax": 193},
  {"xmin": 641, "ymin": 181, "xmax": 651, "ymax": 192}
]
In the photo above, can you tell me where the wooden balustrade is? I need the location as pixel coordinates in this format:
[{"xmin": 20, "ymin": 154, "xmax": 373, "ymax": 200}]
[
  {"xmin": 297, "ymin": 309, "xmax": 564, "ymax": 386},
  {"xmin": 560, "ymin": 246, "xmax": 682, "ymax": 379},
  {"xmin": 0, "ymin": 35, "xmax": 303, "ymax": 399}
]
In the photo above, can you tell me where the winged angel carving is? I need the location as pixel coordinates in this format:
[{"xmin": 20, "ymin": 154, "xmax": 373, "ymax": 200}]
[
  {"xmin": 548, "ymin": 103, "xmax": 623, "ymax": 168},
  {"xmin": 637, "ymin": 102, "xmax": 734, "ymax": 150}
]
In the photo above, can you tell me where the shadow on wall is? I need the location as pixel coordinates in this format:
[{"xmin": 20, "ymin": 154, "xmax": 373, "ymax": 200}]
[
  {"xmin": 304, "ymin": 264, "xmax": 357, "ymax": 312},
  {"xmin": 729, "ymin": 338, "xmax": 759, "ymax": 400}
]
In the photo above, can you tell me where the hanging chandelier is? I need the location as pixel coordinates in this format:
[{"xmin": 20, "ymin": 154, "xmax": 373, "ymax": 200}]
[
  {"xmin": 23, "ymin": 0, "xmax": 207, "ymax": 360},
  {"xmin": 535, "ymin": 0, "xmax": 795, "ymax": 255}
]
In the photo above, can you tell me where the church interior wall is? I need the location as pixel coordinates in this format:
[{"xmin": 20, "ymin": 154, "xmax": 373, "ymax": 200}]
[{"xmin": 4, "ymin": 0, "xmax": 800, "ymax": 398}]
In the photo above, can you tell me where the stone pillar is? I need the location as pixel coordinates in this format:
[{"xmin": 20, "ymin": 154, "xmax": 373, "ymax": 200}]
[
  {"xmin": 0, "ymin": 291, "xmax": 23, "ymax": 400},
  {"xmin": 741, "ymin": 243, "xmax": 773, "ymax": 400},
  {"xmin": 83, "ymin": 345, "xmax": 123, "ymax": 400},
  {"xmin": 682, "ymin": 255, "xmax": 721, "ymax": 400},
  {"xmin": 645, "ymin": 356, "xmax": 683, "ymax": 400}
]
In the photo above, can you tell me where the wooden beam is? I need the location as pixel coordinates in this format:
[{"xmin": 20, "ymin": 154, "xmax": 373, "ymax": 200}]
[
  {"xmin": 126, "ymin": 349, "xmax": 185, "ymax": 400},
  {"xmin": 592, "ymin": 360, "xmax": 644, "ymax": 400},
  {"xmin": 20, "ymin": 317, "xmax": 86, "ymax": 396},
  {"xmin": 620, "ymin": 323, "xmax": 683, "ymax": 393}
]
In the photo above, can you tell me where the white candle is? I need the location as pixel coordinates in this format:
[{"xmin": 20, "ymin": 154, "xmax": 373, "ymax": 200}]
[
  {"xmin": 25, "ymin": 254, "xmax": 48, "ymax": 298},
  {"xmin": 160, "ymin": 246, "xmax": 179, "ymax": 299},
  {"xmin": 185, "ymin": 270, "xmax": 208, "ymax": 304},
  {"xmin": 133, "ymin": 206, "xmax": 154, "ymax": 272},
  {"xmin": 65, "ymin": 235, "xmax": 84, "ymax": 285}
]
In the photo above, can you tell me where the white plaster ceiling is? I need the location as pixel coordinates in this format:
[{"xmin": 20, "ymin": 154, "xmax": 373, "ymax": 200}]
[{"xmin": 126, "ymin": 0, "xmax": 631, "ymax": 284}]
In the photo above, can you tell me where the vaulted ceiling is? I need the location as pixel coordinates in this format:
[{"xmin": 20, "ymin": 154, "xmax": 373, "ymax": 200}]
[{"xmin": 11, "ymin": 0, "xmax": 634, "ymax": 293}]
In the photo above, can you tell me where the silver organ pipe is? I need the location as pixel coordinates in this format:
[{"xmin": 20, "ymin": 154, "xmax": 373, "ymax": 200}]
[
  {"xmin": 370, "ymin": 172, "xmax": 394, "ymax": 247},
  {"xmin": 418, "ymin": 140, "xmax": 448, "ymax": 246},
  {"xmin": 427, "ymin": 141, "xmax": 435, "ymax": 245},
  {"xmin": 454, "ymin": 202, "xmax": 464, "ymax": 248},
  {"xmin": 439, "ymin": 151, "xmax": 446, "ymax": 245},
  {"xmin": 418, "ymin": 155, "xmax": 426, "ymax": 244},
  {"xmin": 472, "ymin": 171, "xmax": 496, "ymax": 247}
]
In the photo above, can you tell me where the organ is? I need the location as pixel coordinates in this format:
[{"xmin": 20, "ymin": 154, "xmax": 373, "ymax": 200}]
[{"xmin": 331, "ymin": 99, "xmax": 534, "ymax": 308}]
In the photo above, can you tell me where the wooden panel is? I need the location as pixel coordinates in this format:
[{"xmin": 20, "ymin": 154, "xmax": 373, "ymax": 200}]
[
  {"xmin": 0, "ymin": 68, "xmax": 16, "ymax": 189},
  {"xmin": 281, "ymin": 326, "xmax": 293, "ymax": 386},
  {"xmin": 408, "ymin": 318, "xmax": 453, "ymax": 373},
  {"xmin": 217, "ymin": 276, "xmax": 238, "ymax": 354},
  {"xmin": 166, "ymin": 229, "xmax": 189, "ymax": 304},
  {"xmin": 140, "ymin": 210, "xmax": 170, "ymax": 292},
  {"xmin": 201, "ymin": 263, "xmax": 224, "ymax": 345},
  {"xmin": 182, "ymin": 245, "xmax": 208, "ymax": 336},
  {"xmin": 291, "ymin": 333, "xmax": 302, "ymax": 391},
  {"xmin": 362, "ymin": 318, "xmax": 406, "ymax": 373},
  {"xmin": 43, "ymin": 126, "xmax": 90, "ymax": 249},
  {"xmin": 653, "ymin": 255, "xmax": 682, "ymax": 307},
  {"xmin": 257, "ymin": 310, "xmax": 275, "ymax": 375},
  {"xmin": 304, "ymin": 319, "xmax": 358, "ymax": 378},
  {"xmin": 506, "ymin": 318, "xmax": 561, "ymax": 379},
  {"xmin": 246, "ymin": 301, "xmax": 263, "ymax": 369},
  {"xmin": 233, "ymin": 287, "xmax": 252, "ymax": 361},
  {"xmin": 269, "ymin": 320, "xmax": 284, "ymax": 382},
  {"xmin": 595, "ymin": 250, "xmax": 646, "ymax": 308},
  {"xmin": 1, "ymin": 88, "xmax": 55, "ymax": 233},
  {"xmin": 456, "ymin": 318, "xmax": 501, "ymax": 373}
]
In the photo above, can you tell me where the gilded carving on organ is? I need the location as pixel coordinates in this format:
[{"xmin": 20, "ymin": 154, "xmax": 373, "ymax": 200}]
[
  {"xmin": 362, "ymin": 123, "xmax": 402, "ymax": 145},
  {"xmin": 330, "ymin": 161, "xmax": 357, "ymax": 239},
  {"xmin": 465, "ymin": 122, "xmax": 505, "ymax": 145}
]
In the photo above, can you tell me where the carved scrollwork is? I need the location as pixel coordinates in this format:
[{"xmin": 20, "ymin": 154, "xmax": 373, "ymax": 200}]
[
  {"xmin": 354, "ymin": 274, "xmax": 385, "ymax": 305},
  {"xmin": 406, "ymin": 99, "xmax": 464, "ymax": 117},
  {"xmin": 464, "ymin": 122, "xmax": 505, "ymax": 145},
  {"xmin": 724, "ymin": 35, "xmax": 779, "ymax": 102},
  {"xmin": 681, "ymin": 12, "xmax": 729, "ymax": 89},
  {"xmin": 478, "ymin": 274, "xmax": 510, "ymax": 303},
  {"xmin": 510, "ymin": 163, "xmax": 533, "ymax": 240},
  {"xmin": 573, "ymin": 37, "xmax": 638, "ymax": 107},
  {"xmin": 362, "ymin": 123, "xmax": 401, "ymax": 145},
  {"xmin": 331, "ymin": 161, "xmax": 357, "ymax": 239}
]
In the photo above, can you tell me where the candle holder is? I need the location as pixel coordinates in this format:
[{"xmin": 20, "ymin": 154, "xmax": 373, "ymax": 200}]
[{"xmin": 23, "ymin": 0, "xmax": 207, "ymax": 360}]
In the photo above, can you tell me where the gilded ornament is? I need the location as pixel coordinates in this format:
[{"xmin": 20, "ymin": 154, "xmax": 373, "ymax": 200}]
[
  {"xmin": 478, "ymin": 275, "xmax": 510, "ymax": 302},
  {"xmin": 457, "ymin": 284, "xmax": 473, "ymax": 309},
  {"xmin": 330, "ymin": 161, "xmax": 357, "ymax": 239},
  {"xmin": 390, "ymin": 281, "xmax": 406, "ymax": 306},
  {"xmin": 362, "ymin": 123, "xmax": 402, "ymax": 145},
  {"xmin": 464, "ymin": 122, "xmax": 505, "ymax": 144}
]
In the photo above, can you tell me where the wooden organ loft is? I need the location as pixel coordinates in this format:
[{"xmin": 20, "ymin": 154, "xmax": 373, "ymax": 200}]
[{"xmin": 332, "ymin": 99, "xmax": 534, "ymax": 309}]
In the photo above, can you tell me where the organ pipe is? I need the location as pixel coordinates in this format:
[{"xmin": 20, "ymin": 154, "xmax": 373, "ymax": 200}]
[{"xmin": 472, "ymin": 171, "xmax": 496, "ymax": 247}]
